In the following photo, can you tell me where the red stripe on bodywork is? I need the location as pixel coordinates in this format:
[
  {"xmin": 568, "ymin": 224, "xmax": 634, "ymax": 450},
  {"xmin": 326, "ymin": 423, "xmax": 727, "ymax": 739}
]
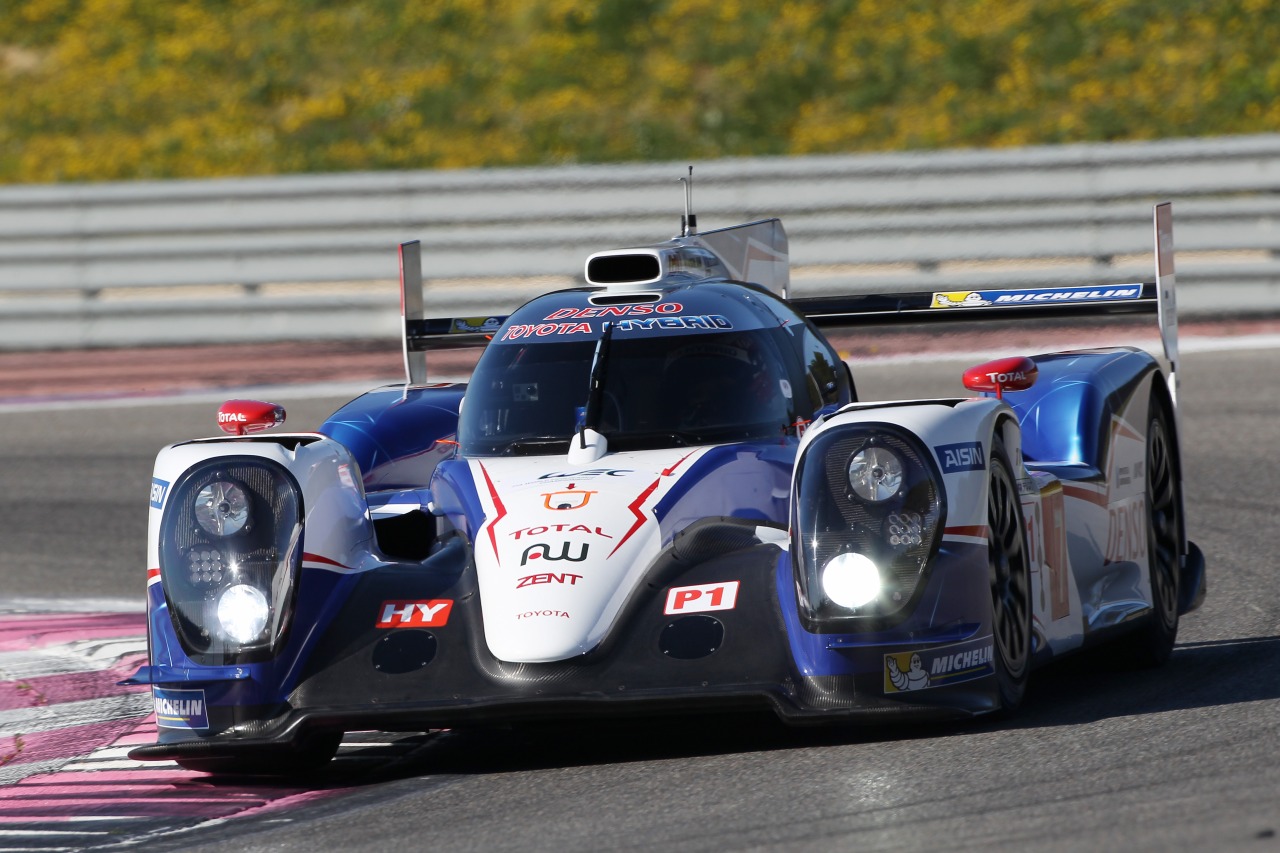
[
  {"xmin": 608, "ymin": 478, "xmax": 661, "ymax": 558},
  {"xmin": 301, "ymin": 552, "xmax": 349, "ymax": 569},
  {"xmin": 662, "ymin": 450, "xmax": 697, "ymax": 477},
  {"xmin": 1062, "ymin": 484, "xmax": 1108, "ymax": 506},
  {"xmin": 477, "ymin": 461, "xmax": 508, "ymax": 566},
  {"xmin": 944, "ymin": 525, "xmax": 990, "ymax": 539}
]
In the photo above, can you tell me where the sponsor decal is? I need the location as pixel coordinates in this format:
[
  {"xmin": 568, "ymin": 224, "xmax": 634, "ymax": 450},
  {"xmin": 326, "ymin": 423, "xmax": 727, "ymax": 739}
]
[
  {"xmin": 538, "ymin": 469, "xmax": 632, "ymax": 480},
  {"xmin": 931, "ymin": 285, "xmax": 1143, "ymax": 309},
  {"xmin": 615, "ymin": 314, "xmax": 733, "ymax": 332},
  {"xmin": 452, "ymin": 316, "xmax": 503, "ymax": 334},
  {"xmin": 510, "ymin": 524, "xmax": 612, "ymax": 540},
  {"xmin": 520, "ymin": 542, "xmax": 589, "ymax": 566},
  {"xmin": 541, "ymin": 489, "xmax": 597, "ymax": 510},
  {"xmin": 377, "ymin": 599, "xmax": 454, "ymax": 628},
  {"xmin": 217, "ymin": 411, "xmax": 248, "ymax": 424},
  {"xmin": 664, "ymin": 581, "xmax": 740, "ymax": 615},
  {"xmin": 1105, "ymin": 495, "xmax": 1148, "ymax": 564},
  {"xmin": 936, "ymin": 441, "xmax": 986, "ymax": 473},
  {"xmin": 501, "ymin": 322, "xmax": 594, "ymax": 341},
  {"xmin": 883, "ymin": 637, "xmax": 995, "ymax": 694},
  {"xmin": 517, "ymin": 610, "xmax": 570, "ymax": 620},
  {"xmin": 149, "ymin": 477, "xmax": 169, "ymax": 509},
  {"xmin": 337, "ymin": 463, "xmax": 356, "ymax": 489},
  {"xmin": 544, "ymin": 303, "xmax": 684, "ymax": 320},
  {"xmin": 517, "ymin": 572, "xmax": 583, "ymax": 588},
  {"xmin": 154, "ymin": 688, "xmax": 209, "ymax": 730}
]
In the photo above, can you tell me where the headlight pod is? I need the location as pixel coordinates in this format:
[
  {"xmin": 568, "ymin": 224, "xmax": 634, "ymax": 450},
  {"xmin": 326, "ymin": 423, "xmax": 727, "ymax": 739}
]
[
  {"xmin": 793, "ymin": 426, "xmax": 945, "ymax": 630},
  {"xmin": 158, "ymin": 457, "xmax": 302, "ymax": 664}
]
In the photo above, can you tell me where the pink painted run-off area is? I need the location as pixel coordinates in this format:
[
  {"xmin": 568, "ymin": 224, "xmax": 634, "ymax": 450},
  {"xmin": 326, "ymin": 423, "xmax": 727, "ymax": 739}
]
[
  {"xmin": 0, "ymin": 611, "xmax": 344, "ymax": 825},
  {"xmin": 0, "ymin": 316, "xmax": 1276, "ymax": 403}
]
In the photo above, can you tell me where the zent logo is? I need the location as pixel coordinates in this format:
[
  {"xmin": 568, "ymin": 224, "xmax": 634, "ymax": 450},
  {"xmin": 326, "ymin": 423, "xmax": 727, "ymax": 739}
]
[
  {"xmin": 516, "ymin": 573, "xmax": 582, "ymax": 589},
  {"xmin": 377, "ymin": 600, "xmax": 454, "ymax": 628},
  {"xmin": 935, "ymin": 441, "xmax": 986, "ymax": 473},
  {"xmin": 664, "ymin": 581, "xmax": 739, "ymax": 615},
  {"xmin": 149, "ymin": 478, "xmax": 169, "ymax": 509}
]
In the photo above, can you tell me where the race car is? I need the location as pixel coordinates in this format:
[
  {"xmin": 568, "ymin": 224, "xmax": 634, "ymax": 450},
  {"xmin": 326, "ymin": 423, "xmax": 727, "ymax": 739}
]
[{"xmin": 128, "ymin": 192, "xmax": 1205, "ymax": 774}]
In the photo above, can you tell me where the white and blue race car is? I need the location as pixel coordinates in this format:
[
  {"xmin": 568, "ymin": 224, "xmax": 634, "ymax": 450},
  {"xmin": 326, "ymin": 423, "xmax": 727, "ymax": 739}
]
[{"xmin": 129, "ymin": 196, "xmax": 1205, "ymax": 774}]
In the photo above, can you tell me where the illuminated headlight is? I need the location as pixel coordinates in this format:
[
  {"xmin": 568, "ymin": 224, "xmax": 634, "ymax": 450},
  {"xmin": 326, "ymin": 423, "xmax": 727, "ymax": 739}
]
[
  {"xmin": 158, "ymin": 456, "xmax": 302, "ymax": 662},
  {"xmin": 821, "ymin": 552, "xmax": 881, "ymax": 608},
  {"xmin": 847, "ymin": 447, "xmax": 903, "ymax": 502},
  {"xmin": 194, "ymin": 481, "xmax": 250, "ymax": 537},
  {"xmin": 216, "ymin": 584, "xmax": 270, "ymax": 644}
]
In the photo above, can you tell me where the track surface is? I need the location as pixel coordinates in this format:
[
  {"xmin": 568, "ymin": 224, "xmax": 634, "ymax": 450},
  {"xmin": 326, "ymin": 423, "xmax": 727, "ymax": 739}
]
[{"xmin": 1, "ymin": 339, "xmax": 1278, "ymax": 852}]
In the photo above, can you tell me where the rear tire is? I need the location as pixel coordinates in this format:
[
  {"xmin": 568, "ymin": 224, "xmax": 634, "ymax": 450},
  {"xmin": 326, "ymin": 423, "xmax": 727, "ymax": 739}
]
[
  {"xmin": 1113, "ymin": 392, "xmax": 1181, "ymax": 668},
  {"xmin": 988, "ymin": 437, "xmax": 1032, "ymax": 712}
]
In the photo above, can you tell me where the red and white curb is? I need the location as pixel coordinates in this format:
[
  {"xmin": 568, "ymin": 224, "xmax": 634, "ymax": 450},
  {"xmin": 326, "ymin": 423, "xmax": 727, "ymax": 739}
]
[{"xmin": 0, "ymin": 606, "xmax": 366, "ymax": 850}]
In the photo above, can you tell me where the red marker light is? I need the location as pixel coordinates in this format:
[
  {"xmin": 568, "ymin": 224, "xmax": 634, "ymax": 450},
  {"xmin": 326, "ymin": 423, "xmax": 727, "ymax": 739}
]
[
  {"xmin": 217, "ymin": 400, "xmax": 286, "ymax": 436},
  {"xmin": 962, "ymin": 356, "xmax": 1038, "ymax": 399}
]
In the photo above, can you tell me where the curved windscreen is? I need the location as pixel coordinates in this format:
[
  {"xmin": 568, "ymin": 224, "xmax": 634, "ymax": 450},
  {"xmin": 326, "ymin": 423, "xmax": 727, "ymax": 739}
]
[{"xmin": 458, "ymin": 328, "xmax": 802, "ymax": 456}]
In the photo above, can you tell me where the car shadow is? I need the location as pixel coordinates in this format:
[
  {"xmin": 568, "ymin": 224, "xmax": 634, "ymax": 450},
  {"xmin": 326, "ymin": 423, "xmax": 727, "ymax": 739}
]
[{"xmin": 194, "ymin": 633, "xmax": 1280, "ymax": 788}]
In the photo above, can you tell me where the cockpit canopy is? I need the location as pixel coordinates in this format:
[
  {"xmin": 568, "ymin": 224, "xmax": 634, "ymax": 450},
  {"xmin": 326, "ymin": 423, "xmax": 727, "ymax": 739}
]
[{"xmin": 457, "ymin": 281, "xmax": 851, "ymax": 456}]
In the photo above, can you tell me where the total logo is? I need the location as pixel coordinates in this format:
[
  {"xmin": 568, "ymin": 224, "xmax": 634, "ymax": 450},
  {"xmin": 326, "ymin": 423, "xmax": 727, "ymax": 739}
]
[
  {"xmin": 217, "ymin": 411, "xmax": 248, "ymax": 424},
  {"xmin": 984, "ymin": 370, "xmax": 1027, "ymax": 384},
  {"xmin": 521, "ymin": 542, "xmax": 589, "ymax": 566},
  {"xmin": 377, "ymin": 599, "xmax": 454, "ymax": 628},
  {"xmin": 510, "ymin": 524, "xmax": 612, "ymax": 540},
  {"xmin": 664, "ymin": 581, "xmax": 739, "ymax": 615}
]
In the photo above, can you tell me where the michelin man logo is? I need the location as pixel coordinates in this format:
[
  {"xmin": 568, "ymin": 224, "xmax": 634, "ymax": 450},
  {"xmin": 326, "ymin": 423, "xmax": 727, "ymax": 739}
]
[
  {"xmin": 885, "ymin": 652, "xmax": 930, "ymax": 691},
  {"xmin": 931, "ymin": 291, "xmax": 994, "ymax": 309}
]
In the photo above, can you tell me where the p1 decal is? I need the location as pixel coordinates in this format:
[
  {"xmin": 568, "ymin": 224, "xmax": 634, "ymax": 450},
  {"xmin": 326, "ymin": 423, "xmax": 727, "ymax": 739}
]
[
  {"xmin": 377, "ymin": 599, "xmax": 454, "ymax": 628},
  {"xmin": 936, "ymin": 441, "xmax": 986, "ymax": 473},
  {"xmin": 664, "ymin": 581, "xmax": 739, "ymax": 615},
  {"xmin": 154, "ymin": 687, "xmax": 209, "ymax": 730},
  {"xmin": 149, "ymin": 477, "xmax": 169, "ymax": 509},
  {"xmin": 883, "ymin": 636, "xmax": 994, "ymax": 694}
]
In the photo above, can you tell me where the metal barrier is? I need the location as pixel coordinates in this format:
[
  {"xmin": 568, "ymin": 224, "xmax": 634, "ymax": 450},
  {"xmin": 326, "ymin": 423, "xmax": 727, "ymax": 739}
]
[{"xmin": 3, "ymin": 134, "xmax": 1280, "ymax": 349}]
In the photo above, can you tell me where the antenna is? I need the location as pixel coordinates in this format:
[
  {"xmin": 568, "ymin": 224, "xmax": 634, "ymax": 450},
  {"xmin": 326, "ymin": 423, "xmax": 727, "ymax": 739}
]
[{"xmin": 678, "ymin": 166, "xmax": 697, "ymax": 237}]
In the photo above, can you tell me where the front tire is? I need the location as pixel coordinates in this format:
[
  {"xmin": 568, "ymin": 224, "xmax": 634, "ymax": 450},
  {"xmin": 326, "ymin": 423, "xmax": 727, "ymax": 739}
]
[{"xmin": 988, "ymin": 437, "xmax": 1032, "ymax": 712}]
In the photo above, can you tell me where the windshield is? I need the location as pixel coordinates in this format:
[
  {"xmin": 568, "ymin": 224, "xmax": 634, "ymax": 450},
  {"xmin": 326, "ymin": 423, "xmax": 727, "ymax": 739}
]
[{"xmin": 458, "ymin": 328, "xmax": 801, "ymax": 456}]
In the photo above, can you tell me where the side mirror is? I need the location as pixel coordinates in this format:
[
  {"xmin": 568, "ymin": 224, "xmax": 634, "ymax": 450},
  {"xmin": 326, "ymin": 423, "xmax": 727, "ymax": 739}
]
[
  {"xmin": 217, "ymin": 400, "xmax": 286, "ymax": 436},
  {"xmin": 962, "ymin": 356, "xmax": 1037, "ymax": 400}
]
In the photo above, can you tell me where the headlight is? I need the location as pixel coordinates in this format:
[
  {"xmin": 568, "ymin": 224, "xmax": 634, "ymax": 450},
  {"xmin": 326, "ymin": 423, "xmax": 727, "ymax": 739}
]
[
  {"xmin": 193, "ymin": 481, "xmax": 250, "ymax": 536},
  {"xmin": 821, "ymin": 552, "xmax": 881, "ymax": 608},
  {"xmin": 216, "ymin": 584, "xmax": 270, "ymax": 644},
  {"xmin": 158, "ymin": 458, "xmax": 302, "ymax": 663},
  {"xmin": 792, "ymin": 426, "xmax": 945, "ymax": 629},
  {"xmin": 847, "ymin": 447, "xmax": 903, "ymax": 502}
]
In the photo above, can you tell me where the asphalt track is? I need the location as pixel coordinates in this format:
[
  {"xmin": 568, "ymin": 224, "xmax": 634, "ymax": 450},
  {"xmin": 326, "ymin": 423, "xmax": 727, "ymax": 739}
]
[{"xmin": 2, "ymin": 335, "xmax": 1280, "ymax": 852}]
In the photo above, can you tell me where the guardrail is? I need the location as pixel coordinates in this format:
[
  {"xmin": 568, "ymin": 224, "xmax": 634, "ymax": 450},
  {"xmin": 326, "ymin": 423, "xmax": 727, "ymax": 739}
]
[{"xmin": 3, "ymin": 134, "xmax": 1280, "ymax": 349}]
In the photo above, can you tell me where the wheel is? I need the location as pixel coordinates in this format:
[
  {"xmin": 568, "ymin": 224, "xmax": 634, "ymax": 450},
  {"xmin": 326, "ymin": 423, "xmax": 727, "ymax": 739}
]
[
  {"xmin": 175, "ymin": 730, "xmax": 342, "ymax": 776},
  {"xmin": 1113, "ymin": 391, "xmax": 1182, "ymax": 667},
  {"xmin": 987, "ymin": 437, "xmax": 1032, "ymax": 712}
]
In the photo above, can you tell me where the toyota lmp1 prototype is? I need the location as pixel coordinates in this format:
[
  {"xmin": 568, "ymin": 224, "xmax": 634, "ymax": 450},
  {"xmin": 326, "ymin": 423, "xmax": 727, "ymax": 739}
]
[{"xmin": 129, "ymin": 195, "xmax": 1205, "ymax": 774}]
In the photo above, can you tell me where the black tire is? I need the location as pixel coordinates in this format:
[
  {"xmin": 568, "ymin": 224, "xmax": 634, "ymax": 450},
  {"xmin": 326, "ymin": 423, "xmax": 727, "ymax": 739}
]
[
  {"xmin": 1113, "ymin": 392, "xmax": 1182, "ymax": 667},
  {"xmin": 174, "ymin": 730, "xmax": 342, "ymax": 776},
  {"xmin": 988, "ymin": 437, "xmax": 1032, "ymax": 712}
]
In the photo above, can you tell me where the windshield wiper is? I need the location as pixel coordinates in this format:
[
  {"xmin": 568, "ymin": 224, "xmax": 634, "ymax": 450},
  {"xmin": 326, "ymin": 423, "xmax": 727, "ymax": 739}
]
[
  {"xmin": 580, "ymin": 321, "xmax": 615, "ymax": 449},
  {"xmin": 503, "ymin": 435, "xmax": 571, "ymax": 455}
]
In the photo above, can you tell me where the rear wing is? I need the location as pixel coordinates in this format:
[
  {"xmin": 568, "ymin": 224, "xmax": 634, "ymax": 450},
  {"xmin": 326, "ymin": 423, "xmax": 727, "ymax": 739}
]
[{"xmin": 398, "ymin": 203, "xmax": 1178, "ymax": 407}]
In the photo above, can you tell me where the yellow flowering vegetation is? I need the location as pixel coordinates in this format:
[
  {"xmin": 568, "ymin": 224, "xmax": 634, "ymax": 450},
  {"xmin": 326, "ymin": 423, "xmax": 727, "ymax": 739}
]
[{"xmin": 2, "ymin": 0, "xmax": 1279, "ymax": 183}]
